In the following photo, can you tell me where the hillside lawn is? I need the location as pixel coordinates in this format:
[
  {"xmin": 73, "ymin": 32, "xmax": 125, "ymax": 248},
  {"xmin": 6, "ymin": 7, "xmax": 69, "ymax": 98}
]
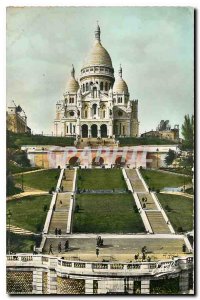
[
  {"xmin": 140, "ymin": 169, "xmax": 192, "ymax": 190},
  {"xmin": 77, "ymin": 169, "xmax": 127, "ymax": 190},
  {"xmin": 14, "ymin": 169, "xmax": 60, "ymax": 191},
  {"xmin": 73, "ymin": 194, "xmax": 145, "ymax": 233},
  {"xmin": 7, "ymin": 195, "xmax": 52, "ymax": 233},
  {"xmin": 157, "ymin": 194, "xmax": 193, "ymax": 232}
]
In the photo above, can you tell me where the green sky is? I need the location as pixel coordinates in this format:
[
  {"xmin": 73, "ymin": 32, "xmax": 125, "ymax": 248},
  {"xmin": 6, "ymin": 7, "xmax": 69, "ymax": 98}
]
[{"xmin": 6, "ymin": 6, "xmax": 194, "ymax": 134}]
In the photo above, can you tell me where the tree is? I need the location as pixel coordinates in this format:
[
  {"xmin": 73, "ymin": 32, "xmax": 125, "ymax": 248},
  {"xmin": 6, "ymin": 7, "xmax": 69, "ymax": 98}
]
[
  {"xmin": 165, "ymin": 149, "xmax": 176, "ymax": 166},
  {"xmin": 181, "ymin": 114, "xmax": 194, "ymax": 149}
]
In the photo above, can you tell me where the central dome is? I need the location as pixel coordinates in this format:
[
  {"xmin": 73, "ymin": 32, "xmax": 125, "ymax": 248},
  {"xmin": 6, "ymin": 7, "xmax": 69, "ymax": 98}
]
[
  {"xmin": 83, "ymin": 24, "xmax": 113, "ymax": 68},
  {"xmin": 84, "ymin": 41, "xmax": 113, "ymax": 68}
]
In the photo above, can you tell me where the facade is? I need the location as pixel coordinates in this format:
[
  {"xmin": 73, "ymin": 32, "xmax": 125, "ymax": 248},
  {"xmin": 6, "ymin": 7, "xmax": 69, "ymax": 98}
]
[
  {"xmin": 54, "ymin": 24, "xmax": 139, "ymax": 138},
  {"xmin": 7, "ymin": 102, "xmax": 31, "ymax": 133}
]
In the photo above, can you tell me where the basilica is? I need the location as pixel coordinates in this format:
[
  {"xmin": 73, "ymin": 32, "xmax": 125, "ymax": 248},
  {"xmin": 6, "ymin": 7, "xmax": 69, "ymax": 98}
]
[{"xmin": 54, "ymin": 24, "xmax": 139, "ymax": 138}]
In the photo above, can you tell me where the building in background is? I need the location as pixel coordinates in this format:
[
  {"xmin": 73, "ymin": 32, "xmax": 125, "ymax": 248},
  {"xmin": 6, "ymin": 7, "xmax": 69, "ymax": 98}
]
[
  {"xmin": 54, "ymin": 24, "xmax": 139, "ymax": 138},
  {"xmin": 7, "ymin": 101, "xmax": 31, "ymax": 133},
  {"xmin": 141, "ymin": 120, "xmax": 179, "ymax": 141}
]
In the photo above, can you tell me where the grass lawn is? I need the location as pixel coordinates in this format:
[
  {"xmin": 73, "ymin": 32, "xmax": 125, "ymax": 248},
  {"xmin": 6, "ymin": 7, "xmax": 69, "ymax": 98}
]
[
  {"xmin": 7, "ymin": 195, "xmax": 52, "ymax": 233},
  {"xmin": 14, "ymin": 169, "xmax": 60, "ymax": 191},
  {"xmin": 77, "ymin": 169, "xmax": 127, "ymax": 190},
  {"xmin": 7, "ymin": 232, "xmax": 42, "ymax": 253},
  {"xmin": 73, "ymin": 194, "xmax": 145, "ymax": 233},
  {"xmin": 157, "ymin": 194, "xmax": 193, "ymax": 232},
  {"xmin": 140, "ymin": 169, "xmax": 192, "ymax": 190}
]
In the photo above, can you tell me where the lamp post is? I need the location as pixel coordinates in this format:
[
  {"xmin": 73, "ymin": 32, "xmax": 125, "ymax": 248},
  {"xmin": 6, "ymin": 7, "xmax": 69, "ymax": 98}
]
[
  {"xmin": 183, "ymin": 167, "xmax": 186, "ymax": 192},
  {"xmin": 7, "ymin": 210, "xmax": 12, "ymax": 254},
  {"xmin": 156, "ymin": 148, "xmax": 159, "ymax": 169},
  {"xmin": 21, "ymin": 172, "xmax": 24, "ymax": 191}
]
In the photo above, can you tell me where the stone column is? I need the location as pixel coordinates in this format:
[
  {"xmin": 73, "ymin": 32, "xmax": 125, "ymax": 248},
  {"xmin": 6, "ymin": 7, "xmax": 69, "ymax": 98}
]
[
  {"xmin": 141, "ymin": 279, "xmax": 150, "ymax": 294},
  {"xmin": 85, "ymin": 279, "xmax": 94, "ymax": 294},
  {"xmin": 88, "ymin": 126, "xmax": 91, "ymax": 138},
  {"xmin": 47, "ymin": 270, "xmax": 57, "ymax": 294},
  {"xmin": 179, "ymin": 271, "xmax": 189, "ymax": 294},
  {"xmin": 98, "ymin": 126, "xmax": 101, "ymax": 138},
  {"xmin": 32, "ymin": 270, "xmax": 43, "ymax": 294}
]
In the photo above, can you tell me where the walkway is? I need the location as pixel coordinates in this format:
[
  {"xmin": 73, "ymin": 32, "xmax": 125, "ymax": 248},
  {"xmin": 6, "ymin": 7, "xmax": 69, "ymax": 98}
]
[
  {"xmin": 6, "ymin": 224, "xmax": 37, "ymax": 236},
  {"xmin": 43, "ymin": 235, "xmax": 189, "ymax": 262},
  {"xmin": 48, "ymin": 169, "xmax": 75, "ymax": 234},
  {"xmin": 7, "ymin": 191, "xmax": 48, "ymax": 201},
  {"xmin": 126, "ymin": 169, "xmax": 172, "ymax": 234},
  {"xmin": 12, "ymin": 168, "xmax": 46, "ymax": 176}
]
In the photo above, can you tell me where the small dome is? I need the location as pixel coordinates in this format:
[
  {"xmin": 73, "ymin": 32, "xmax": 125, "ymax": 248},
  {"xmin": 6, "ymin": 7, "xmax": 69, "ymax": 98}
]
[
  {"xmin": 84, "ymin": 41, "xmax": 113, "ymax": 68},
  {"xmin": 66, "ymin": 65, "xmax": 79, "ymax": 93},
  {"xmin": 113, "ymin": 78, "xmax": 128, "ymax": 94},
  {"xmin": 113, "ymin": 65, "xmax": 128, "ymax": 94}
]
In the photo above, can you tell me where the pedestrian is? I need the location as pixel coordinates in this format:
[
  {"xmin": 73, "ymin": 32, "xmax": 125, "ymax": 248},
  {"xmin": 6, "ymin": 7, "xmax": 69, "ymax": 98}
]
[
  {"xmin": 142, "ymin": 203, "xmax": 146, "ymax": 209},
  {"xmin": 96, "ymin": 247, "xmax": 99, "ymax": 257},
  {"xmin": 48, "ymin": 244, "xmax": 53, "ymax": 255},
  {"xmin": 61, "ymin": 186, "xmax": 64, "ymax": 192},
  {"xmin": 147, "ymin": 256, "xmax": 151, "ymax": 262},
  {"xmin": 58, "ymin": 229, "xmax": 62, "ymax": 235},
  {"xmin": 65, "ymin": 240, "xmax": 69, "ymax": 252},
  {"xmin": 182, "ymin": 244, "xmax": 186, "ymax": 253},
  {"xmin": 142, "ymin": 252, "xmax": 146, "ymax": 261},
  {"xmin": 53, "ymin": 204, "xmax": 56, "ymax": 211},
  {"xmin": 148, "ymin": 187, "xmax": 151, "ymax": 193},
  {"xmin": 134, "ymin": 254, "xmax": 138, "ymax": 260},
  {"xmin": 55, "ymin": 228, "xmax": 58, "ymax": 236},
  {"xmin": 58, "ymin": 242, "xmax": 62, "ymax": 253},
  {"xmin": 60, "ymin": 200, "xmax": 62, "ymax": 205}
]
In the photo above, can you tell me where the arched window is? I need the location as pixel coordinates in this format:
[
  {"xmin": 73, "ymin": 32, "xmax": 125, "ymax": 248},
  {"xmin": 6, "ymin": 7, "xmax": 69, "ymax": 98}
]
[
  {"xmin": 86, "ymin": 82, "xmax": 89, "ymax": 91},
  {"xmin": 100, "ymin": 82, "xmax": 103, "ymax": 91},
  {"xmin": 83, "ymin": 84, "xmax": 85, "ymax": 92},
  {"xmin": 105, "ymin": 82, "xmax": 108, "ymax": 91}
]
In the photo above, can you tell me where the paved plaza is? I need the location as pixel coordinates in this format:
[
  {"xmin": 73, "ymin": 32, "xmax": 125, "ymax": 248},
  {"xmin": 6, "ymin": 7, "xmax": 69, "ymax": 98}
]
[{"xmin": 43, "ymin": 235, "xmax": 189, "ymax": 262}]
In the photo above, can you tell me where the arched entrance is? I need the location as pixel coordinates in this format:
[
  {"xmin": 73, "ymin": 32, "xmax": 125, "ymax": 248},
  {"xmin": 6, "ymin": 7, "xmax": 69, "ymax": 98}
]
[
  {"xmin": 92, "ymin": 157, "xmax": 104, "ymax": 166},
  {"xmin": 115, "ymin": 156, "xmax": 126, "ymax": 167},
  {"xmin": 69, "ymin": 156, "xmax": 80, "ymax": 166},
  {"xmin": 91, "ymin": 124, "xmax": 98, "ymax": 138},
  {"xmin": 100, "ymin": 124, "xmax": 107, "ymax": 138},
  {"xmin": 82, "ymin": 124, "xmax": 88, "ymax": 138}
]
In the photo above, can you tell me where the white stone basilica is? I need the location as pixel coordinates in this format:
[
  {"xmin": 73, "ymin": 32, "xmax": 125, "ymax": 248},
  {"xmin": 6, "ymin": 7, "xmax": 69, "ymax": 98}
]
[{"xmin": 54, "ymin": 24, "xmax": 139, "ymax": 138}]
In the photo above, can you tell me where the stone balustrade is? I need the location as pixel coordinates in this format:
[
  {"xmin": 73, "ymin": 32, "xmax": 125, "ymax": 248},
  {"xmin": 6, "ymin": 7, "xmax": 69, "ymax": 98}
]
[{"xmin": 6, "ymin": 254, "xmax": 193, "ymax": 277}]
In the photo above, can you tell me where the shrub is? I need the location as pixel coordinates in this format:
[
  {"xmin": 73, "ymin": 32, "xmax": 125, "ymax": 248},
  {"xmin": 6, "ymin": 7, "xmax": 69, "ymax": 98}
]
[
  {"xmin": 43, "ymin": 204, "xmax": 48, "ymax": 212},
  {"xmin": 165, "ymin": 205, "xmax": 171, "ymax": 212},
  {"xmin": 156, "ymin": 189, "xmax": 160, "ymax": 193},
  {"xmin": 177, "ymin": 226, "xmax": 183, "ymax": 232}
]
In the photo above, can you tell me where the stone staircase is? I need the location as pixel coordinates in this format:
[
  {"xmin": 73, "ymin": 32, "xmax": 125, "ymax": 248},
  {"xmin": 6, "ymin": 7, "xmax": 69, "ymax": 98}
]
[
  {"xmin": 126, "ymin": 169, "xmax": 146, "ymax": 192},
  {"xmin": 61, "ymin": 170, "xmax": 75, "ymax": 192},
  {"xmin": 137, "ymin": 193, "xmax": 157, "ymax": 210},
  {"xmin": 77, "ymin": 137, "xmax": 117, "ymax": 149},
  {"xmin": 125, "ymin": 168, "xmax": 174, "ymax": 234},
  {"xmin": 145, "ymin": 211, "xmax": 171, "ymax": 234},
  {"xmin": 48, "ymin": 169, "xmax": 75, "ymax": 234}
]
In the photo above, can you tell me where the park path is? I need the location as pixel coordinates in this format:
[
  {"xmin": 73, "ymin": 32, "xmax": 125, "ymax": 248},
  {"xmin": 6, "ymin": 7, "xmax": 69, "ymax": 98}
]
[
  {"xmin": 156, "ymin": 169, "xmax": 192, "ymax": 177},
  {"xmin": 126, "ymin": 169, "xmax": 172, "ymax": 234},
  {"xmin": 6, "ymin": 224, "xmax": 37, "ymax": 236},
  {"xmin": 12, "ymin": 168, "xmax": 46, "ymax": 176},
  {"xmin": 48, "ymin": 169, "xmax": 75, "ymax": 234},
  {"xmin": 6, "ymin": 191, "xmax": 49, "ymax": 201},
  {"xmin": 160, "ymin": 191, "xmax": 193, "ymax": 199}
]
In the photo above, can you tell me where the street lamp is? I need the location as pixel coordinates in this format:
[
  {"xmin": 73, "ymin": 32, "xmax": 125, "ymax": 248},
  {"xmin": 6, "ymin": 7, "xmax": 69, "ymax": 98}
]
[
  {"xmin": 7, "ymin": 209, "xmax": 12, "ymax": 254},
  {"xmin": 156, "ymin": 148, "xmax": 159, "ymax": 169},
  {"xmin": 183, "ymin": 167, "xmax": 186, "ymax": 192},
  {"xmin": 21, "ymin": 172, "xmax": 24, "ymax": 191}
]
